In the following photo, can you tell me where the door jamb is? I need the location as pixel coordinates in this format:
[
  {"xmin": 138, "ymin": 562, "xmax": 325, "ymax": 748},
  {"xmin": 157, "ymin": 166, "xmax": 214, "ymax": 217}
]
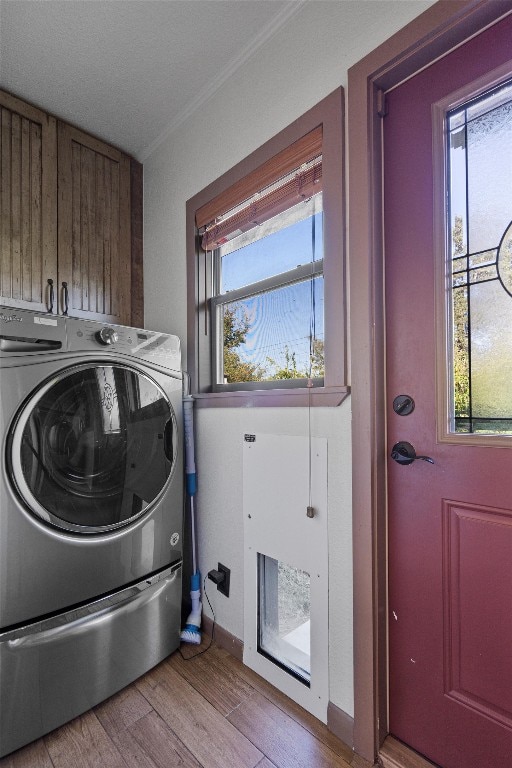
[{"xmin": 348, "ymin": 1, "xmax": 512, "ymax": 762}]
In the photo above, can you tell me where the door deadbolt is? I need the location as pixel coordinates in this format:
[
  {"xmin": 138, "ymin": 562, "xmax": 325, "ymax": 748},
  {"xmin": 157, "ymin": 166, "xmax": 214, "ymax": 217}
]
[{"xmin": 393, "ymin": 394, "xmax": 415, "ymax": 416}]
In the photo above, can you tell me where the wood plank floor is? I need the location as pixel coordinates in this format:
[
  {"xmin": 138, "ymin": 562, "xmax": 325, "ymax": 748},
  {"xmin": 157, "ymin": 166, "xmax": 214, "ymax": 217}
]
[
  {"xmin": 379, "ymin": 736, "xmax": 439, "ymax": 768},
  {"xmin": 0, "ymin": 639, "xmax": 360, "ymax": 768}
]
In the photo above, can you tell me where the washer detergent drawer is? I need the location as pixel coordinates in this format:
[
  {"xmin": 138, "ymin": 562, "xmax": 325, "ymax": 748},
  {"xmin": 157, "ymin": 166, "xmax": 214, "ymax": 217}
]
[{"xmin": 0, "ymin": 563, "xmax": 181, "ymax": 758}]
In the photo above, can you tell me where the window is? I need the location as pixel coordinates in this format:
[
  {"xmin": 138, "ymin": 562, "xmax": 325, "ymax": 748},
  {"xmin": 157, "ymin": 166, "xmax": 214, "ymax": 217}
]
[
  {"xmin": 213, "ymin": 191, "xmax": 323, "ymax": 389},
  {"xmin": 186, "ymin": 89, "xmax": 348, "ymax": 406},
  {"xmin": 448, "ymin": 79, "xmax": 512, "ymax": 434}
]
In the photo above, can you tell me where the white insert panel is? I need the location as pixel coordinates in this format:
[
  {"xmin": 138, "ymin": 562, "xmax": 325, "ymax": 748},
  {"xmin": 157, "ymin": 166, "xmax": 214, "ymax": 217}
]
[{"xmin": 243, "ymin": 433, "xmax": 328, "ymax": 721}]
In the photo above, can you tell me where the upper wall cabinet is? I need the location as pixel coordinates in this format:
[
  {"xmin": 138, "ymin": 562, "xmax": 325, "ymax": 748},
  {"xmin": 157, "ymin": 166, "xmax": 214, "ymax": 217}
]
[
  {"xmin": 0, "ymin": 91, "xmax": 57, "ymax": 314},
  {"xmin": 0, "ymin": 90, "xmax": 141, "ymax": 325},
  {"xmin": 57, "ymin": 123, "xmax": 131, "ymax": 323}
]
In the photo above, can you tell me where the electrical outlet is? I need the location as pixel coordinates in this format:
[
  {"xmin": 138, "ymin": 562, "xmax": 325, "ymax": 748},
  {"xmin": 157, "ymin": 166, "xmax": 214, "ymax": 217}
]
[{"xmin": 217, "ymin": 562, "xmax": 230, "ymax": 598}]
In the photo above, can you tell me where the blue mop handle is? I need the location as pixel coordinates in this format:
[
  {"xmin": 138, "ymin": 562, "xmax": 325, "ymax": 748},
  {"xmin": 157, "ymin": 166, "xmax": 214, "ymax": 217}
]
[{"xmin": 183, "ymin": 395, "xmax": 197, "ymax": 497}]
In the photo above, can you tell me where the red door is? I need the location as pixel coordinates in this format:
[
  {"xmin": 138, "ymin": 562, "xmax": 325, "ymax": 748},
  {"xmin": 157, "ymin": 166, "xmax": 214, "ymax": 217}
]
[{"xmin": 385, "ymin": 14, "xmax": 512, "ymax": 768}]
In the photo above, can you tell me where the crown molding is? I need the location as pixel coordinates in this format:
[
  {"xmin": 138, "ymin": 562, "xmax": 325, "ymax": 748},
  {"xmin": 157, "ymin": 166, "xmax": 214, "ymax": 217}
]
[{"xmin": 138, "ymin": 0, "xmax": 307, "ymax": 162}]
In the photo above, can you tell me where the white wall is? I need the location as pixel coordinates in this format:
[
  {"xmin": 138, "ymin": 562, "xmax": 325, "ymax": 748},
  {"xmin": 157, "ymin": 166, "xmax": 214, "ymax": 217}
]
[{"xmin": 143, "ymin": 0, "xmax": 434, "ymax": 720}]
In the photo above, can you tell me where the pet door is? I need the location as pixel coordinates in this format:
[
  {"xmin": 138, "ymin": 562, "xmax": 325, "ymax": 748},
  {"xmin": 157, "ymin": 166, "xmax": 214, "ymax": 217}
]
[
  {"xmin": 258, "ymin": 554, "xmax": 311, "ymax": 684},
  {"xmin": 243, "ymin": 433, "xmax": 328, "ymax": 721}
]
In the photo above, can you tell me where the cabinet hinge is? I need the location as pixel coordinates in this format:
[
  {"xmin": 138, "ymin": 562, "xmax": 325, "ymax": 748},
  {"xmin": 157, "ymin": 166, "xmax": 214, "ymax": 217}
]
[{"xmin": 377, "ymin": 89, "xmax": 388, "ymax": 118}]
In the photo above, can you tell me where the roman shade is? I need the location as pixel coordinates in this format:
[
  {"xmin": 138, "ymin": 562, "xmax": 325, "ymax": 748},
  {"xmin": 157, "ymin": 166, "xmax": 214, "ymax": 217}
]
[{"xmin": 197, "ymin": 126, "xmax": 323, "ymax": 251}]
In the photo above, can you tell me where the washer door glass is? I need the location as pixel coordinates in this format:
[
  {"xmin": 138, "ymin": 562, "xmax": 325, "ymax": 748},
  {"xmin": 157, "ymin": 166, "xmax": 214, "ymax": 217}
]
[{"xmin": 10, "ymin": 364, "xmax": 176, "ymax": 533}]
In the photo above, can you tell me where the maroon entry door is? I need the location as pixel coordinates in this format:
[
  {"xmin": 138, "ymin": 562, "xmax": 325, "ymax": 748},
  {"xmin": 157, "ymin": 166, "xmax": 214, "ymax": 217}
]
[{"xmin": 385, "ymin": 14, "xmax": 512, "ymax": 768}]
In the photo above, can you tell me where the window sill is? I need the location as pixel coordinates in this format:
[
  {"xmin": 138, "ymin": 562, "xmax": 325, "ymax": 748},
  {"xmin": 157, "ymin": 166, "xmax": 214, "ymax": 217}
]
[{"xmin": 192, "ymin": 385, "xmax": 350, "ymax": 408}]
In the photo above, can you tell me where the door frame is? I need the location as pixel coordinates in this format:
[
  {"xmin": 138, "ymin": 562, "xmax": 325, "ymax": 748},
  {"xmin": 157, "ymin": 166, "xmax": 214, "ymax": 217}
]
[{"xmin": 348, "ymin": 1, "xmax": 512, "ymax": 763}]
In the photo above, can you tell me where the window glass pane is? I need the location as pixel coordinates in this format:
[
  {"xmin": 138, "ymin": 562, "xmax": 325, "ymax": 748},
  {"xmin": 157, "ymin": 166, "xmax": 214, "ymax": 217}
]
[
  {"xmin": 221, "ymin": 276, "xmax": 324, "ymax": 383},
  {"xmin": 220, "ymin": 194, "xmax": 322, "ymax": 293},
  {"xmin": 258, "ymin": 554, "xmax": 311, "ymax": 684},
  {"xmin": 452, "ymin": 286, "xmax": 470, "ymax": 422},
  {"xmin": 469, "ymin": 249, "xmax": 497, "ymax": 268},
  {"xmin": 452, "ymin": 255, "xmax": 467, "ymax": 273},
  {"xmin": 467, "ymin": 94, "xmax": 512, "ymax": 254},
  {"xmin": 470, "ymin": 280, "xmax": 512, "ymax": 425},
  {"xmin": 449, "ymin": 135, "xmax": 467, "ymax": 259},
  {"xmin": 448, "ymin": 80, "xmax": 512, "ymax": 434}
]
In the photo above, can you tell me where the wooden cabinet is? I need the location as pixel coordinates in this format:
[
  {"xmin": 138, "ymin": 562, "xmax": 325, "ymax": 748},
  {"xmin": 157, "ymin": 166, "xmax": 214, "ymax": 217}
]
[
  {"xmin": 58, "ymin": 123, "xmax": 131, "ymax": 322},
  {"xmin": 0, "ymin": 90, "xmax": 141, "ymax": 325},
  {"xmin": 0, "ymin": 91, "xmax": 57, "ymax": 313}
]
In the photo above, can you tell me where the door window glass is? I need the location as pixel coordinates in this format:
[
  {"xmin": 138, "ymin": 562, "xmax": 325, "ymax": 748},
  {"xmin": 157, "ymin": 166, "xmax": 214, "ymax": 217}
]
[
  {"xmin": 11, "ymin": 364, "xmax": 175, "ymax": 532},
  {"xmin": 448, "ymin": 80, "xmax": 512, "ymax": 433}
]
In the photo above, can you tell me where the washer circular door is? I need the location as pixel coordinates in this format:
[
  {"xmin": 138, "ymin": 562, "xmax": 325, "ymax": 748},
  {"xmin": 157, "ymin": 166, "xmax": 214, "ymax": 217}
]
[{"xmin": 9, "ymin": 362, "xmax": 177, "ymax": 533}]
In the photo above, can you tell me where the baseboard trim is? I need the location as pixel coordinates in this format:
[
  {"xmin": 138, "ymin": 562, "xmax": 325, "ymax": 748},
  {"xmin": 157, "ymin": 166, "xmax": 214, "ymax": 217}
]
[
  {"xmin": 201, "ymin": 615, "xmax": 359, "ymax": 756},
  {"xmin": 379, "ymin": 736, "xmax": 439, "ymax": 768},
  {"xmin": 327, "ymin": 701, "xmax": 354, "ymax": 749},
  {"xmin": 202, "ymin": 615, "xmax": 244, "ymax": 661}
]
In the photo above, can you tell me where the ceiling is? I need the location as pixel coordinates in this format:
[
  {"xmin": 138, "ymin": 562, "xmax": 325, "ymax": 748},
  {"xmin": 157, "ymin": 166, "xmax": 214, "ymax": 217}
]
[{"xmin": 0, "ymin": 0, "xmax": 303, "ymax": 160}]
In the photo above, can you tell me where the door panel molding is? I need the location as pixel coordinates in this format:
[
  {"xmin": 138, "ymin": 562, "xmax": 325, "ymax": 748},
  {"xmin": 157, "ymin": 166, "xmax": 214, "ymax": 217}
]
[
  {"xmin": 348, "ymin": 1, "xmax": 512, "ymax": 763},
  {"xmin": 442, "ymin": 499, "xmax": 512, "ymax": 729}
]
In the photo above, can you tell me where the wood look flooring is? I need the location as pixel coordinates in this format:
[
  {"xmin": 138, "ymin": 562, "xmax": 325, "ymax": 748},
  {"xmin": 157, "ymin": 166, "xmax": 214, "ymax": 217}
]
[
  {"xmin": 0, "ymin": 640, "xmax": 360, "ymax": 768},
  {"xmin": 379, "ymin": 736, "xmax": 438, "ymax": 768}
]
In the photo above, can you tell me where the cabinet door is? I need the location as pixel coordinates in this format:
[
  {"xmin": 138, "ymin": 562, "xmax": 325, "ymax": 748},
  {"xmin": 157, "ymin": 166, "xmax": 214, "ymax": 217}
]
[
  {"xmin": 58, "ymin": 123, "xmax": 131, "ymax": 324},
  {"xmin": 0, "ymin": 91, "xmax": 57, "ymax": 312}
]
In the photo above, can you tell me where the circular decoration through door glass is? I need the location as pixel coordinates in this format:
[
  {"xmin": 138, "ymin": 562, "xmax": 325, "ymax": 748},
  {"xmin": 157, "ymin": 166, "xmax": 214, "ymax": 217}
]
[{"xmin": 497, "ymin": 220, "xmax": 512, "ymax": 297}]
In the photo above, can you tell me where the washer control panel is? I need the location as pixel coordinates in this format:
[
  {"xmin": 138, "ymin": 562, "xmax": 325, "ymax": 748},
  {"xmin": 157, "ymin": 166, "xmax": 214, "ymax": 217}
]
[
  {"xmin": 0, "ymin": 306, "xmax": 66, "ymax": 355},
  {"xmin": 67, "ymin": 318, "xmax": 181, "ymax": 371},
  {"xmin": 0, "ymin": 306, "xmax": 181, "ymax": 372}
]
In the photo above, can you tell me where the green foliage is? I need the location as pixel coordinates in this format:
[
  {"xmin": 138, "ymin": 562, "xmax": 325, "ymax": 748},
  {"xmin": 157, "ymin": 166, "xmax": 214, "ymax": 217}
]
[
  {"xmin": 453, "ymin": 288, "xmax": 470, "ymax": 417},
  {"xmin": 222, "ymin": 304, "xmax": 325, "ymax": 384},
  {"xmin": 266, "ymin": 347, "xmax": 302, "ymax": 380},
  {"xmin": 452, "ymin": 215, "xmax": 470, "ymax": 418},
  {"xmin": 310, "ymin": 338, "xmax": 325, "ymax": 378},
  {"xmin": 223, "ymin": 348, "xmax": 266, "ymax": 383},
  {"xmin": 223, "ymin": 306, "xmax": 249, "ymax": 349},
  {"xmin": 265, "ymin": 339, "xmax": 325, "ymax": 380},
  {"xmin": 222, "ymin": 306, "xmax": 265, "ymax": 383},
  {"xmin": 452, "ymin": 213, "xmax": 465, "ymax": 256}
]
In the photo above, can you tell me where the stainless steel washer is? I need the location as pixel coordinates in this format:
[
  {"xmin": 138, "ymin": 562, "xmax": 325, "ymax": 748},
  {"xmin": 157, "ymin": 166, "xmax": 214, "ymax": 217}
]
[{"xmin": 0, "ymin": 307, "xmax": 184, "ymax": 757}]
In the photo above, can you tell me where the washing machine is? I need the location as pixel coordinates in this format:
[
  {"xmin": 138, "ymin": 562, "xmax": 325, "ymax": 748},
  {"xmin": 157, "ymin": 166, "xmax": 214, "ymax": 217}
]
[{"xmin": 0, "ymin": 306, "xmax": 184, "ymax": 757}]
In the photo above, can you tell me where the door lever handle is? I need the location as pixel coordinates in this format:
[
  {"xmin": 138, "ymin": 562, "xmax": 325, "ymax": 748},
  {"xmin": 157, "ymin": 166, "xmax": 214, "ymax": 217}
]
[{"xmin": 391, "ymin": 441, "xmax": 434, "ymax": 465}]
